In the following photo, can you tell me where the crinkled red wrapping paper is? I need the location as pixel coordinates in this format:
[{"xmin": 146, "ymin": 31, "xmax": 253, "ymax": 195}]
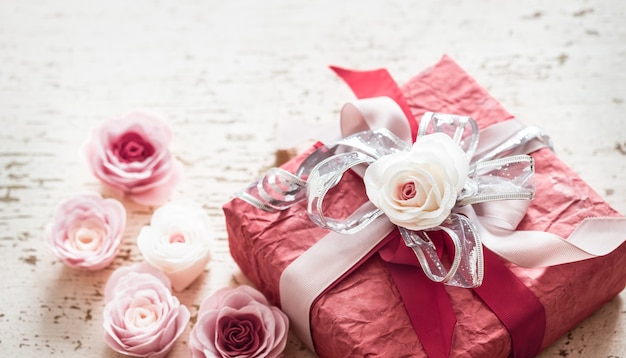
[{"xmin": 223, "ymin": 56, "xmax": 626, "ymax": 357}]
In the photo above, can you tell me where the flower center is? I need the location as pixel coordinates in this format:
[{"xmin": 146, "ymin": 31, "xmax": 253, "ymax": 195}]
[
  {"xmin": 169, "ymin": 232, "xmax": 186, "ymax": 244},
  {"xmin": 127, "ymin": 306, "xmax": 158, "ymax": 328},
  {"xmin": 72, "ymin": 227, "xmax": 104, "ymax": 252},
  {"xmin": 399, "ymin": 182, "xmax": 417, "ymax": 200},
  {"xmin": 115, "ymin": 132, "xmax": 155, "ymax": 162},
  {"xmin": 218, "ymin": 315, "xmax": 261, "ymax": 355}
]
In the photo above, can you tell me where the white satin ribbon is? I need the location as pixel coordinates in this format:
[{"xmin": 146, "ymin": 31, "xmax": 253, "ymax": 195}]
[{"xmin": 279, "ymin": 203, "xmax": 395, "ymax": 351}]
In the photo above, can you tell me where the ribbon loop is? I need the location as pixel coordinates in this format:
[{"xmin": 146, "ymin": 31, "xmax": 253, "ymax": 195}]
[
  {"xmin": 419, "ymin": 112, "xmax": 480, "ymax": 160},
  {"xmin": 305, "ymin": 128, "xmax": 411, "ymax": 234},
  {"xmin": 258, "ymin": 168, "xmax": 308, "ymax": 210},
  {"xmin": 441, "ymin": 214, "xmax": 484, "ymax": 287},
  {"xmin": 236, "ymin": 168, "xmax": 307, "ymax": 212},
  {"xmin": 307, "ymin": 151, "xmax": 382, "ymax": 234},
  {"xmin": 459, "ymin": 155, "xmax": 536, "ymax": 206},
  {"xmin": 473, "ymin": 124, "xmax": 554, "ymax": 164},
  {"xmin": 400, "ymin": 212, "xmax": 484, "ymax": 288}
]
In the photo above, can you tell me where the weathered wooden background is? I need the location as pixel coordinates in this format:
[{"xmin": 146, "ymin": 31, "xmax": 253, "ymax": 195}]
[{"xmin": 1, "ymin": 0, "xmax": 624, "ymax": 357}]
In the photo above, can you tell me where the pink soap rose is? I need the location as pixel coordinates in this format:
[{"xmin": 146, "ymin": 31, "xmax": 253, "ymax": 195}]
[
  {"xmin": 83, "ymin": 111, "xmax": 183, "ymax": 206},
  {"xmin": 45, "ymin": 191, "xmax": 125, "ymax": 270},
  {"xmin": 189, "ymin": 286, "xmax": 289, "ymax": 358},
  {"xmin": 103, "ymin": 262, "xmax": 190, "ymax": 358}
]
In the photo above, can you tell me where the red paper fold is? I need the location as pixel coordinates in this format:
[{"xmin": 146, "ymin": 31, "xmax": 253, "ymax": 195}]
[{"xmin": 224, "ymin": 56, "xmax": 626, "ymax": 357}]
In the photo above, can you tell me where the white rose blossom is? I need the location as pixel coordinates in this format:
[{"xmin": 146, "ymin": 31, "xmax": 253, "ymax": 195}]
[
  {"xmin": 137, "ymin": 199, "xmax": 212, "ymax": 291},
  {"xmin": 363, "ymin": 132, "xmax": 469, "ymax": 231}
]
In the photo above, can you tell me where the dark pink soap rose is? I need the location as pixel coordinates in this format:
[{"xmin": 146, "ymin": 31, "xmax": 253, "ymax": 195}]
[
  {"xmin": 189, "ymin": 286, "xmax": 289, "ymax": 358},
  {"xmin": 103, "ymin": 263, "xmax": 190, "ymax": 358},
  {"xmin": 45, "ymin": 191, "xmax": 125, "ymax": 270},
  {"xmin": 83, "ymin": 111, "xmax": 183, "ymax": 206}
]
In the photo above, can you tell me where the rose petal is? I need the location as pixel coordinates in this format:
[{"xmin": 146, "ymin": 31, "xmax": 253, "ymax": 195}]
[
  {"xmin": 104, "ymin": 262, "xmax": 172, "ymax": 302},
  {"xmin": 190, "ymin": 310, "xmax": 221, "ymax": 357},
  {"xmin": 128, "ymin": 161, "xmax": 183, "ymax": 206},
  {"xmin": 167, "ymin": 253, "xmax": 212, "ymax": 292},
  {"xmin": 411, "ymin": 133, "xmax": 469, "ymax": 192}
]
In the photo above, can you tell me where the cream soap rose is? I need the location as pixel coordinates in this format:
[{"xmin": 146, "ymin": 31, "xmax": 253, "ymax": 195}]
[
  {"xmin": 137, "ymin": 200, "xmax": 212, "ymax": 291},
  {"xmin": 363, "ymin": 132, "xmax": 469, "ymax": 231}
]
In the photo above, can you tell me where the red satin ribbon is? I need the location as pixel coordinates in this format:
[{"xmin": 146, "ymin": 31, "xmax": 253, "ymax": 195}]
[
  {"xmin": 474, "ymin": 250, "xmax": 546, "ymax": 357},
  {"xmin": 379, "ymin": 230, "xmax": 456, "ymax": 358},
  {"xmin": 331, "ymin": 64, "xmax": 547, "ymax": 357}
]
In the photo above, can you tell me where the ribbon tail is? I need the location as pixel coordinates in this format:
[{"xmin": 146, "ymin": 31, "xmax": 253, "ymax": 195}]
[
  {"xmin": 473, "ymin": 249, "xmax": 546, "ymax": 358},
  {"xmin": 330, "ymin": 66, "xmax": 418, "ymax": 141},
  {"xmin": 380, "ymin": 234, "xmax": 456, "ymax": 358},
  {"xmin": 462, "ymin": 205, "xmax": 626, "ymax": 267}
]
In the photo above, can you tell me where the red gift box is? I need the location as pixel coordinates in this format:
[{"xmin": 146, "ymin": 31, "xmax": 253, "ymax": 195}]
[{"xmin": 223, "ymin": 56, "xmax": 626, "ymax": 357}]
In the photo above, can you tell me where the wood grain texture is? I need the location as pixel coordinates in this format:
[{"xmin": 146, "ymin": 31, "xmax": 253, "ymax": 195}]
[{"xmin": 0, "ymin": 0, "xmax": 624, "ymax": 357}]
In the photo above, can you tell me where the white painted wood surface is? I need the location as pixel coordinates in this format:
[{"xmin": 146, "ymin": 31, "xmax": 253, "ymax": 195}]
[{"xmin": 1, "ymin": 0, "xmax": 624, "ymax": 357}]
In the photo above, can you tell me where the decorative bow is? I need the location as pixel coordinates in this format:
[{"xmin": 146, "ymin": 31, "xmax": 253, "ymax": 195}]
[{"xmin": 238, "ymin": 109, "xmax": 542, "ymax": 289}]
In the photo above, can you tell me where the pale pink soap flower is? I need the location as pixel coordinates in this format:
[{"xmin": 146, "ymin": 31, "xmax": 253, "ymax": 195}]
[
  {"xmin": 137, "ymin": 200, "xmax": 212, "ymax": 292},
  {"xmin": 45, "ymin": 191, "xmax": 125, "ymax": 270},
  {"xmin": 103, "ymin": 262, "xmax": 190, "ymax": 358},
  {"xmin": 83, "ymin": 111, "xmax": 183, "ymax": 206},
  {"xmin": 189, "ymin": 286, "xmax": 289, "ymax": 358}
]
